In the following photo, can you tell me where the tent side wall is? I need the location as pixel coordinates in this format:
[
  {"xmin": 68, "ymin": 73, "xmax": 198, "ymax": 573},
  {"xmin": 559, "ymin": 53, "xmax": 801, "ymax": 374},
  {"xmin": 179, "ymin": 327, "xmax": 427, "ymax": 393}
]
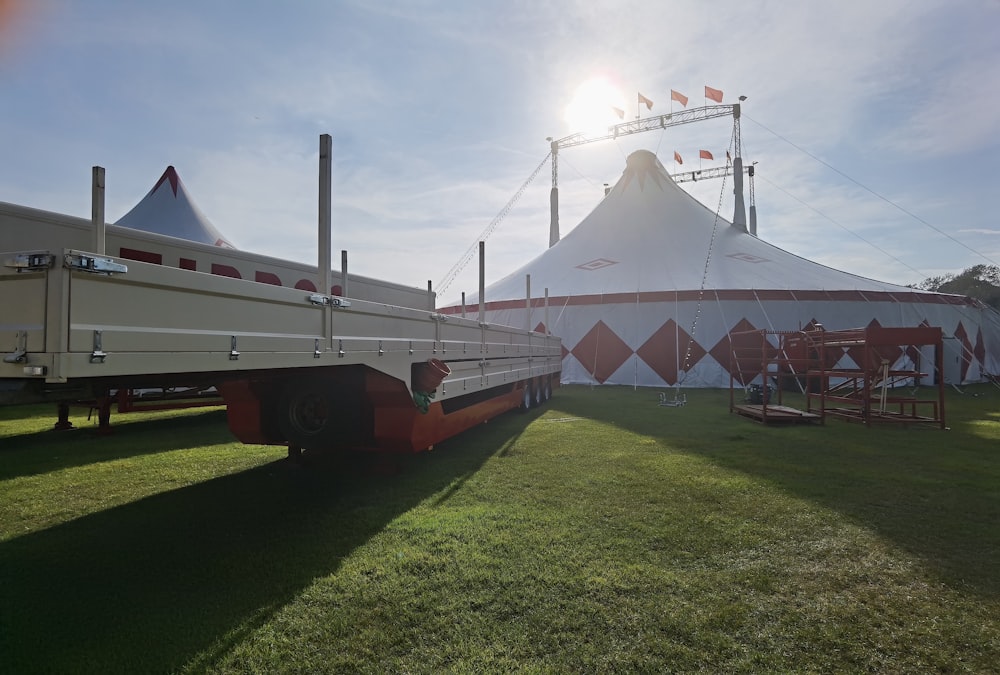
[{"xmin": 480, "ymin": 296, "xmax": 1000, "ymax": 387}]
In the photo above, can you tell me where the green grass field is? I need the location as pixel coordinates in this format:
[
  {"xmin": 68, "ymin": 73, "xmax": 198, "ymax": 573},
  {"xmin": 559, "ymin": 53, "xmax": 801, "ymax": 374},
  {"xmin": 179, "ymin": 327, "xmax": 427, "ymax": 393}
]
[{"xmin": 1, "ymin": 385, "xmax": 998, "ymax": 673}]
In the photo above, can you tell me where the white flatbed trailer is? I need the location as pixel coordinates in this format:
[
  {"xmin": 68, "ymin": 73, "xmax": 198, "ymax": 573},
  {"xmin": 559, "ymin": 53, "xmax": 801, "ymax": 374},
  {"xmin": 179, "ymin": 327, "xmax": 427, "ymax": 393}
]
[{"xmin": 1, "ymin": 137, "xmax": 561, "ymax": 454}]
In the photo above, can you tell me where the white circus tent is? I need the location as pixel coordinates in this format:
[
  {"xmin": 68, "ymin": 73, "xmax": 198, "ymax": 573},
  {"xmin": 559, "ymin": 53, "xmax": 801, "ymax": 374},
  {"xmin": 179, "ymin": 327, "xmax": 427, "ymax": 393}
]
[
  {"xmin": 441, "ymin": 149, "xmax": 1000, "ymax": 387},
  {"xmin": 115, "ymin": 166, "xmax": 235, "ymax": 248}
]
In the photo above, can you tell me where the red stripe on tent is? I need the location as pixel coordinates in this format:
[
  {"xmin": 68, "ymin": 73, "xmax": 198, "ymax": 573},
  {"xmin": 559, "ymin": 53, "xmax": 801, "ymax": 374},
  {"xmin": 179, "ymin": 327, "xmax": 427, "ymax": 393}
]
[{"xmin": 438, "ymin": 289, "xmax": 980, "ymax": 314}]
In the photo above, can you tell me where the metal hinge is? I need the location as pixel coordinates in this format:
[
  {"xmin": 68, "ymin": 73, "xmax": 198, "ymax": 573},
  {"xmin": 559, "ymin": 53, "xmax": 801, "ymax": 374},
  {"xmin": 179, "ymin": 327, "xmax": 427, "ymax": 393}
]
[
  {"xmin": 307, "ymin": 294, "xmax": 352, "ymax": 308},
  {"xmin": 65, "ymin": 254, "xmax": 128, "ymax": 275},
  {"xmin": 5, "ymin": 253, "xmax": 55, "ymax": 271}
]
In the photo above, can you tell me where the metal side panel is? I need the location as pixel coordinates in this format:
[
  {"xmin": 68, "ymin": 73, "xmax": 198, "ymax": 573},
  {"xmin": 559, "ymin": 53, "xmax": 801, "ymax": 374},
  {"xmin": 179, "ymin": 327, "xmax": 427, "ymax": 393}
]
[
  {"xmin": 55, "ymin": 256, "xmax": 325, "ymax": 379},
  {"xmin": 0, "ymin": 268, "xmax": 48, "ymax": 355},
  {"xmin": 2, "ymin": 248, "xmax": 563, "ymax": 388},
  {"xmin": 66, "ymin": 268, "xmax": 323, "ymax": 355},
  {"xmin": 331, "ymin": 301, "xmax": 439, "ymax": 344}
]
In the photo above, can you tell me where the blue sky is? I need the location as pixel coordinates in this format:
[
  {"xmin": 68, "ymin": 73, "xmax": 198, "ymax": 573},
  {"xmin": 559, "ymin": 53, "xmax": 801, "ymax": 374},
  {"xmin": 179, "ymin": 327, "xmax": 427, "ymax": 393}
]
[{"xmin": 2, "ymin": 0, "xmax": 998, "ymax": 303}]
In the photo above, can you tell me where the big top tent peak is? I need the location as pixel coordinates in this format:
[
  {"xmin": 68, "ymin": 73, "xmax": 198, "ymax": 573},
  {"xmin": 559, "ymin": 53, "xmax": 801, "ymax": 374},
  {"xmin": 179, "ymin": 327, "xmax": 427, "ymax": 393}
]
[
  {"xmin": 440, "ymin": 148, "xmax": 1000, "ymax": 388},
  {"xmin": 115, "ymin": 166, "xmax": 235, "ymax": 248},
  {"xmin": 480, "ymin": 148, "xmax": 913, "ymax": 303}
]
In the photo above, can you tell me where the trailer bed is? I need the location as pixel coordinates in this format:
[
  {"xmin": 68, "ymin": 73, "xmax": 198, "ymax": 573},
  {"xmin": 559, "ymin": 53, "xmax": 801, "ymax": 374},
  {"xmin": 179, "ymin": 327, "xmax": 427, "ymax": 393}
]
[{"xmin": 2, "ymin": 248, "xmax": 561, "ymax": 453}]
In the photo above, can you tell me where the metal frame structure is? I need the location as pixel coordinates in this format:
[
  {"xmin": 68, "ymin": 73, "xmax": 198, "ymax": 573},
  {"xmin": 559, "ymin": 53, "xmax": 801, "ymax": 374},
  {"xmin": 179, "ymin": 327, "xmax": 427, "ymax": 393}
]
[
  {"xmin": 728, "ymin": 329, "xmax": 821, "ymax": 425},
  {"xmin": 803, "ymin": 325, "xmax": 946, "ymax": 428},
  {"xmin": 547, "ymin": 104, "xmax": 745, "ymax": 246},
  {"xmin": 728, "ymin": 325, "xmax": 947, "ymax": 428}
]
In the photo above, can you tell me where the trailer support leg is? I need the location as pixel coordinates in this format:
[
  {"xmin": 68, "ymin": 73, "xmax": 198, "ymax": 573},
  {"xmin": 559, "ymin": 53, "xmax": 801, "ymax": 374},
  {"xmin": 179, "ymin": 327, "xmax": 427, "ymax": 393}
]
[
  {"xmin": 54, "ymin": 402, "xmax": 74, "ymax": 431},
  {"xmin": 96, "ymin": 395, "xmax": 113, "ymax": 435}
]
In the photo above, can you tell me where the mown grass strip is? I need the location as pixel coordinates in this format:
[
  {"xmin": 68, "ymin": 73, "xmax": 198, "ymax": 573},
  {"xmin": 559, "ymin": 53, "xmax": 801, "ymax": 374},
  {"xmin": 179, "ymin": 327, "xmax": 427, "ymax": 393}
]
[{"xmin": 1, "ymin": 386, "xmax": 998, "ymax": 673}]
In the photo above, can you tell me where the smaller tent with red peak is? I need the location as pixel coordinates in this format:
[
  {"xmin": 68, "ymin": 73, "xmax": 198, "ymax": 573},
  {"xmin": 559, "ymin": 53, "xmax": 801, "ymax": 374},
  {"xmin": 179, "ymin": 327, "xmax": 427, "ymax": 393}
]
[{"xmin": 115, "ymin": 166, "xmax": 235, "ymax": 248}]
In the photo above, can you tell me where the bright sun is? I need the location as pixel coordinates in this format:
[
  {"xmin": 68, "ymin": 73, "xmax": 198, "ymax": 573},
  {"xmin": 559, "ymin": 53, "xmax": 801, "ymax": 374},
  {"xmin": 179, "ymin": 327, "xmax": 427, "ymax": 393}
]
[{"xmin": 564, "ymin": 77, "xmax": 626, "ymax": 135}]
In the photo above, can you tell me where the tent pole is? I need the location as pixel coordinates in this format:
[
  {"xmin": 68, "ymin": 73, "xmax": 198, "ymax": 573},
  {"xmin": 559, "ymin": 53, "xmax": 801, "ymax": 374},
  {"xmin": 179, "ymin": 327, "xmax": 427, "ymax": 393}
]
[
  {"xmin": 479, "ymin": 241, "xmax": 486, "ymax": 361},
  {"xmin": 544, "ymin": 288, "xmax": 549, "ymax": 336},
  {"xmin": 549, "ymin": 139, "xmax": 560, "ymax": 247},
  {"xmin": 525, "ymin": 274, "xmax": 531, "ymax": 332}
]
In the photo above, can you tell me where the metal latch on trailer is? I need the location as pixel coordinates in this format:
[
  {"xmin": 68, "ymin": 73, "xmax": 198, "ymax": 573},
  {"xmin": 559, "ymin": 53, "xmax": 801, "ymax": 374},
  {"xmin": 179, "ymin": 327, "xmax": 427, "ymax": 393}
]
[
  {"xmin": 308, "ymin": 293, "xmax": 352, "ymax": 308},
  {"xmin": 4, "ymin": 331, "xmax": 28, "ymax": 364},
  {"xmin": 64, "ymin": 254, "xmax": 128, "ymax": 275},
  {"xmin": 90, "ymin": 330, "xmax": 107, "ymax": 363},
  {"xmin": 4, "ymin": 253, "xmax": 55, "ymax": 272}
]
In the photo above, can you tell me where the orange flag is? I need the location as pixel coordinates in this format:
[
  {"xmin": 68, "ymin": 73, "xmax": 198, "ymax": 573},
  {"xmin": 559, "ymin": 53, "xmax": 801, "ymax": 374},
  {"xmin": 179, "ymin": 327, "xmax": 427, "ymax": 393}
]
[
  {"xmin": 699, "ymin": 150, "xmax": 713, "ymax": 160},
  {"xmin": 670, "ymin": 89, "xmax": 688, "ymax": 107},
  {"xmin": 611, "ymin": 106, "xmax": 625, "ymax": 119},
  {"xmin": 674, "ymin": 151, "xmax": 683, "ymax": 165},
  {"xmin": 638, "ymin": 92, "xmax": 653, "ymax": 110},
  {"xmin": 705, "ymin": 85, "xmax": 723, "ymax": 103}
]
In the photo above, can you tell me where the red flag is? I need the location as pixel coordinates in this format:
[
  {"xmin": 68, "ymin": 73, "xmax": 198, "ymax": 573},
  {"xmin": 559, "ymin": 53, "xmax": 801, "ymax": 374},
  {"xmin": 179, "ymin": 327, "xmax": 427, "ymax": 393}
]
[
  {"xmin": 674, "ymin": 151, "xmax": 683, "ymax": 165},
  {"xmin": 699, "ymin": 150, "xmax": 713, "ymax": 160},
  {"xmin": 638, "ymin": 92, "xmax": 653, "ymax": 110},
  {"xmin": 705, "ymin": 85, "xmax": 723, "ymax": 103},
  {"xmin": 670, "ymin": 89, "xmax": 688, "ymax": 107},
  {"xmin": 611, "ymin": 106, "xmax": 625, "ymax": 119}
]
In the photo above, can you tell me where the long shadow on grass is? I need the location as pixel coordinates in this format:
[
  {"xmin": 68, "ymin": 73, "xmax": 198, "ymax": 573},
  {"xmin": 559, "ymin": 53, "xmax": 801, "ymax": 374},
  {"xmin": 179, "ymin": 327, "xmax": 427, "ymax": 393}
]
[
  {"xmin": 557, "ymin": 385, "xmax": 1000, "ymax": 598},
  {"xmin": 0, "ymin": 408, "xmax": 529, "ymax": 674},
  {"xmin": 0, "ymin": 409, "xmax": 234, "ymax": 480}
]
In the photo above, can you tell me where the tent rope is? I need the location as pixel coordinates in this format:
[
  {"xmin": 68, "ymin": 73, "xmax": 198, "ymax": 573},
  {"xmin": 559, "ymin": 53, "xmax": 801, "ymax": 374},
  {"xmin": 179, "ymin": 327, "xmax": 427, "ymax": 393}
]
[
  {"xmin": 437, "ymin": 152, "xmax": 551, "ymax": 297},
  {"xmin": 676, "ymin": 127, "xmax": 736, "ymax": 390}
]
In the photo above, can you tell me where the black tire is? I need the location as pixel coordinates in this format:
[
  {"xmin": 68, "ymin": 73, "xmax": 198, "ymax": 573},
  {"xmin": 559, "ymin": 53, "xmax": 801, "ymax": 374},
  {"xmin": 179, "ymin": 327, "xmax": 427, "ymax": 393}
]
[{"xmin": 277, "ymin": 380, "xmax": 343, "ymax": 451}]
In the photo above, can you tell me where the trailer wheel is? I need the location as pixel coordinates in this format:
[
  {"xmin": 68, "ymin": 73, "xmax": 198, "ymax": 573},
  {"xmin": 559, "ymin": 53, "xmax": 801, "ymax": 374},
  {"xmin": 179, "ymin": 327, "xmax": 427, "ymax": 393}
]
[
  {"xmin": 278, "ymin": 381, "xmax": 342, "ymax": 450},
  {"xmin": 520, "ymin": 383, "xmax": 533, "ymax": 411}
]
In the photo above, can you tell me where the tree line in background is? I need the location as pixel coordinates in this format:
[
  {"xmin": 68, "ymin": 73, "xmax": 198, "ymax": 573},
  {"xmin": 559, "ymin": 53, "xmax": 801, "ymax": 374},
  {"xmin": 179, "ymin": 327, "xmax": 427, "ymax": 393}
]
[{"xmin": 911, "ymin": 264, "xmax": 1000, "ymax": 310}]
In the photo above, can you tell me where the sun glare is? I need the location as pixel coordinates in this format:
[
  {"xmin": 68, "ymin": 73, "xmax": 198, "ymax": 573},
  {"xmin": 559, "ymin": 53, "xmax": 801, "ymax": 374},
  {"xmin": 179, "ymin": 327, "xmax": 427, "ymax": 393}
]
[{"xmin": 564, "ymin": 77, "xmax": 625, "ymax": 135}]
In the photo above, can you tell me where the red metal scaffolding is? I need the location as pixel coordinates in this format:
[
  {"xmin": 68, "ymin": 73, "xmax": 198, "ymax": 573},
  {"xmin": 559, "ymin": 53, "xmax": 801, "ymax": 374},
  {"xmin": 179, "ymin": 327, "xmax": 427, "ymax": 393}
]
[{"xmin": 729, "ymin": 324, "xmax": 946, "ymax": 428}]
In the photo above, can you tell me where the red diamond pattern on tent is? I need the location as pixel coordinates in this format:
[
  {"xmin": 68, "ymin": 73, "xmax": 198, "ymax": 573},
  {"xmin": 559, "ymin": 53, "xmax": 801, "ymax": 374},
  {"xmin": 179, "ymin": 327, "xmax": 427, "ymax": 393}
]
[
  {"xmin": 636, "ymin": 319, "xmax": 706, "ymax": 385},
  {"xmin": 535, "ymin": 321, "xmax": 571, "ymax": 360},
  {"xmin": 709, "ymin": 318, "xmax": 777, "ymax": 383},
  {"xmin": 903, "ymin": 320, "xmax": 932, "ymax": 372},
  {"xmin": 846, "ymin": 319, "xmax": 902, "ymax": 372},
  {"xmin": 570, "ymin": 320, "xmax": 633, "ymax": 384},
  {"xmin": 954, "ymin": 322, "xmax": 973, "ymax": 382}
]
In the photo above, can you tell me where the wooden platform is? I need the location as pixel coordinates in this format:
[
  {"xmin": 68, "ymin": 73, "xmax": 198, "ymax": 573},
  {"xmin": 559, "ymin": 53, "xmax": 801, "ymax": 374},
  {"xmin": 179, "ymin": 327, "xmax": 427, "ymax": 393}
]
[{"xmin": 733, "ymin": 404, "xmax": 822, "ymax": 425}]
